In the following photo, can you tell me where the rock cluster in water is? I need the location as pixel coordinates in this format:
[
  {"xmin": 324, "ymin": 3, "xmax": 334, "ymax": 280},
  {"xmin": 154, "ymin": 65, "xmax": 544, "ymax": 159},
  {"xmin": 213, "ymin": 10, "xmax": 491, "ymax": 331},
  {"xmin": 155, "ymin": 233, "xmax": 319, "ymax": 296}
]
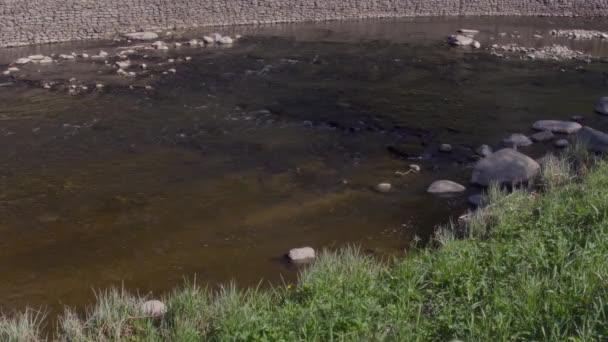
[
  {"xmin": 550, "ymin": 29, "xmax": 608, "ymax": 40},
  {"xmin": 1, "ymin": 32, "xmax": 240, "ymax": 94},
  {"xmin": 489, "ymin": 43, "xmax": 591, "ymax": 61}
]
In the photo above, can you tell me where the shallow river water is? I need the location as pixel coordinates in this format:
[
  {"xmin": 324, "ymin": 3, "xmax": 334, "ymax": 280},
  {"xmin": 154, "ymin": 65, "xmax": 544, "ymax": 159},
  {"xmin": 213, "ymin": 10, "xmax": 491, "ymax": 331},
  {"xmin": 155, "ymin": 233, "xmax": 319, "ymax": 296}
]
[{"xmin": 1, "ymin": 16, "xmax": 608, "ymax": 316}]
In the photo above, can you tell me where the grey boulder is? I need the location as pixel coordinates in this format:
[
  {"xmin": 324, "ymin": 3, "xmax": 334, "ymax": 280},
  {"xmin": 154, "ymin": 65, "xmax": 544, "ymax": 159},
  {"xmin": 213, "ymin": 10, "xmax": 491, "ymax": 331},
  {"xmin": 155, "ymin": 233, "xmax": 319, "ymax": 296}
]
[
  {"xmin": 448, "ymin": 35, "xmax": 474, "ymax": 46},
  {"xmin": 554, "ymin": 139, "xmax": 569, "ymax": 148},
  {"xmin": 471, "ymin": 148, "xmax": 540, "ymax": 186},
  {"xmin": 532, "ymin": 120, "xmax": 582, "ymax": 134},
  {"xmin": 140, "ymin": 300, "xmax": 166, "ymax": 317},
  {"xmin": 427, "ymin": 180, "xmax": 466, "ymax": 194}
]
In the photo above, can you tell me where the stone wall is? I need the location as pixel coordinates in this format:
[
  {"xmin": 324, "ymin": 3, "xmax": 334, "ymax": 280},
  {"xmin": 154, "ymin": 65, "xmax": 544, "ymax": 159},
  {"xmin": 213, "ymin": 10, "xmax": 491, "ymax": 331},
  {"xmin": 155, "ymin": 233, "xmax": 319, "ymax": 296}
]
[{"xmin": 1, "ymin": 0, "xmax": 608, "ymax": 47}]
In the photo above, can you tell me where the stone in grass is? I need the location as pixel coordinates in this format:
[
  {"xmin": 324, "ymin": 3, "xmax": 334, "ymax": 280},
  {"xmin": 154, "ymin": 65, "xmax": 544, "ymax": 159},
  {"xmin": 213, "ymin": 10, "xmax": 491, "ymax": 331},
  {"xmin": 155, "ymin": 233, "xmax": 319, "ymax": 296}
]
[
  {"xmin": 595, "ymin": 97, "xmax": 608, "ymax": 115},
  {"xmin": 374, "ymin": 183, "xmax": 392, "ymax": 193},
  {"xmin": 288, "ymin": 247, "xmax": 315, "ymax": 263},
  {"xmin": 140, "ymin": 300, "xmax": 166, "ymax": 317},
  {"xmin": 530, "ymin": 130, "xmax": 555, "ymax": 142},
  {"xmin": 502, "ymin": 133, "xmax": 533, "ymax": 148},
  {"xmin": 532, "ymin": 120, "xmax": 582, "ymax": 134},
  {"xmin": 554, "ymin": 139, "xmax": 569, "ymax": 148},
  {"xmin": 471, "ymin": 148, "xmax": 540, "ymax": 186},
  {"xmin": 427, "ymin": 180, "xmax": 466, "ymax": 194}
]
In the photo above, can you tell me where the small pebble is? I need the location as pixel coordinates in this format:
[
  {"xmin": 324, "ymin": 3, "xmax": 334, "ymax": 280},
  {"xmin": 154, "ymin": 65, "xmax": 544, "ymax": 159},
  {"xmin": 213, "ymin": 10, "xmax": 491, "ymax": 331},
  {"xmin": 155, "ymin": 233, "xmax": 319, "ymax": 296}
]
[
  {"xmin": 374, "ymin": 183, "xmax": 392, "ymax": 193},
  {"xmin": 439, "ymin": 144, "xmax": 453, "ymax": 152}
]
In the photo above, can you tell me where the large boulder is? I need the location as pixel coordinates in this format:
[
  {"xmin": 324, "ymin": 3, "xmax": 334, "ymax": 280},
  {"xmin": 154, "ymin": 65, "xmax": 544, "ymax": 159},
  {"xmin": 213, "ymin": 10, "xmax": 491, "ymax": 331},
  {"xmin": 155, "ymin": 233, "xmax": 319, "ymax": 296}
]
[
  {"xmin": 576, "ymin": 126, "xmax": 608, "ymax": 152},
  {"xmin": 502, "ymin": 133, "xmax": 533, "ymax": 147},
  {"xmin": 427, "ymin": 180, "xmax": 466, "ymax": 194},
  {"xmin": 448, "ymin": 35, "xmax": 474, "ymax": 46},
  {"xmin": 532, "ymin": 120, "xmax": 582, "ymax": 134},
  {"xmin": 595, "ymin": 97, "xmax": 608, "ymax": 115},
  {"xmin": 123, "ymin": 32, "xmax": 159, "ymax": 41},
  {"xmin": 470, "ymin": 148, "xmax": 540, "ymax": 186}
]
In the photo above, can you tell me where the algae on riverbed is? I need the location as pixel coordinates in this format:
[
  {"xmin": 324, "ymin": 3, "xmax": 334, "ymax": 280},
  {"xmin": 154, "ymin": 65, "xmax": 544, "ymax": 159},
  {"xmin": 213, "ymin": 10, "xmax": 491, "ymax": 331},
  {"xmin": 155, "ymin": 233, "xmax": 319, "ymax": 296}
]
[{"xmin": 3, "ymin": 152, "xmax": 608, "ymax": 340}]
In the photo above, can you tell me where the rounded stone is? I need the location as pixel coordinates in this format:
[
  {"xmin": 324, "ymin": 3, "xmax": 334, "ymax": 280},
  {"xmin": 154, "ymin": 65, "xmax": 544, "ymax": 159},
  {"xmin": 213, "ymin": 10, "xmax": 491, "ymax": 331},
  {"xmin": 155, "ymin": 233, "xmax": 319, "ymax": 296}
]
[
  {"xmin": 374, "ymin": 183, "xmax": 392, "ymax": 193},
  {"xmin": 409, "ymin": 164, "xmax": 421, "ymax": 172},
  {"xmin": 140, "ymin": 300, "xmax": 166, "ymax": 317},
  {"xmin": 427, "ymin": 180, "xmax": 466, "ymax": 194},
  {"xmin": 218, "ymin": 36, "xmax": 234, "ymax": 44},
  {"xmin": 532, "ymin": 120, "xmax": 582, "ymax": 134},
  {"xmin": 288, "ymin": 247, "xmax": 315, "ymax": 263},
  {"xmin": 471, "ymin": 148, "xmax": 540, "ymax": 186}
]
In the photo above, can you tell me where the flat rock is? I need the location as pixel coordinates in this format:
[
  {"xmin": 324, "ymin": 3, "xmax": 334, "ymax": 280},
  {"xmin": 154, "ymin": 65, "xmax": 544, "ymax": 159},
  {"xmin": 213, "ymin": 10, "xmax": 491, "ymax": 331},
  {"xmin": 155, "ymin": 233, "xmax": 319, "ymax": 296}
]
[
  {"xmin": 476, "ymin": 144, "xmax": 493, "ymax": 157},
  {"xmin": 124, "ymin": 32, "xmax": 159, "ymax": 41},
  {"xmin": 458, "ymin": 29, "xmax": 479, "ymax": 35},
  {"xmin": 502, "ymin": 133, "xmax": 533, "ymax": 147},
  {"xmin": 576, "ymin": 126, "xmax": 608, "ymax": 152},
  {"xmin": 427, "ymin": 180, "xmax": 466, "ymax": 194},
  {"xmin": 595, "ymin": 97, "xmax": 608, "ymax": 115},
  {"xmin": 530, "ymin": 130, "xmax": 555, "ymax": 142},
  {"xmin": 28, "ymin": 54, "xmax": 45, "ymax": 60},
  {"xmin": 14, "ymin": 58, "xmax": 31, "ymax": 65},
  {"xmin": 532, "ymin": 120, "xmax": 582, "ymax": 134},
  {"xmin": 471, "ymin": 148, "xmax": 540, "ymax": 186},
  {"xmin": 288, "ymin": 247, "xmax": 315, "ymax": 263},
  {"xmin": 448, "ymin": 35, "xmax": 474, "ymax": 46},
  {"xmin": 140, "ymin": 300, "xmax": 166, "ymax": 317}
]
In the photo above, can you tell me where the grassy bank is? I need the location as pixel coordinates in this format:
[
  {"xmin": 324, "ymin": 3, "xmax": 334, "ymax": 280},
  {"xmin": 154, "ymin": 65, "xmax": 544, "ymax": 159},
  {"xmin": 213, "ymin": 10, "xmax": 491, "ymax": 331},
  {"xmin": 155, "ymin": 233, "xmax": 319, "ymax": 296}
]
[{"xmin": 3, "ymin": 153, "xmax": 608, "ymax": 341}]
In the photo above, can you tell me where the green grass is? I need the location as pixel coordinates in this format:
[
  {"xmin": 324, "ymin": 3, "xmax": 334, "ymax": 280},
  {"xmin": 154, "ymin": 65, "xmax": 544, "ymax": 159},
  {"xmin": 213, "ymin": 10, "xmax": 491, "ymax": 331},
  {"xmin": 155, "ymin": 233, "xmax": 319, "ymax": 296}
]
[{"xmin": 5, "ymin": 153, "xmax": 608, "ymax": 341}]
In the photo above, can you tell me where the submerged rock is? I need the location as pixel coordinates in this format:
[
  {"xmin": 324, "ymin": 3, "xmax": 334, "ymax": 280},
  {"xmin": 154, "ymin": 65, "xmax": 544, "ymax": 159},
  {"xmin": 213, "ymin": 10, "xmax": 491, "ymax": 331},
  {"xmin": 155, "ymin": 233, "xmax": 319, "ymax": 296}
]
[
  {"xmin": 576, "ymin": 126, "xmax": 608, "ymax": 152},
  {"xmin": 288, "ymin": 247, "xmax": 315, "ymax": 263},
  {"xmin": 140, "ymin": 300, "xmax": 166, "ymax": 317},
  {"xmin": 595, "ymin": 97, "xmax": 608, "ymax": 115},
  {"xmin": 448, "ymin": 34, "xmax": 474, "ymax": 46},
  {"xmin": 14, "ymin": 57, "xmax": 31, "ymax": 65},
  {"xmin": 532, "ymin": 120, "xmax": 582, "ymax": 134},
  {"xmin": 502, "ymin": 133, "xmax": 533, "ymax": 148},
  {"xmin": 427, "ymin": 180, "xmax": 466, "ymax": 194},
  {"xmin": 530, "ymin": 131, "xmax": 555, "ymax": 142},
  {"xmin": 439, "ymin": 144, "xmax": 452, "ymax": 152},
  {"xmin": 471, "ymin": 148, "xmax": 540, "ymax": 186}
]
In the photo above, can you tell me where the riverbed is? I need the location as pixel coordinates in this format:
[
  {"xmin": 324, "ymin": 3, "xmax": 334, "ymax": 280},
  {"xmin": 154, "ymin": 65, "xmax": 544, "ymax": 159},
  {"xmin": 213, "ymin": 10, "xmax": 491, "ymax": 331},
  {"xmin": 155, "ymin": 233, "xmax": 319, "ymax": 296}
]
[{"xmin": 1, "ymin": 16, "xmax": 608, "ymax": 316}]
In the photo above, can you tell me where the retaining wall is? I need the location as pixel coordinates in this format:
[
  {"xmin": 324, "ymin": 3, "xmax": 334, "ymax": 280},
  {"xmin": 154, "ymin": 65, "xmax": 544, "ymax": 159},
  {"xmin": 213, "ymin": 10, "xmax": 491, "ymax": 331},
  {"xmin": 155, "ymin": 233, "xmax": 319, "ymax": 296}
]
[{"xmin": 1, "ymin": 0, "xmax": 608, "ymax": 47}]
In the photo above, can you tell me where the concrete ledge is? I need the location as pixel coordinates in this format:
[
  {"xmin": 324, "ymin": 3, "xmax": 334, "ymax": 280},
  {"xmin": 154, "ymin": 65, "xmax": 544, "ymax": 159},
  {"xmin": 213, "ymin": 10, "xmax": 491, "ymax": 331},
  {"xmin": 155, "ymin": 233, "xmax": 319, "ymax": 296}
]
[{"xmin": 1, "ymin": 0, "xmax": 608, "ymax": 47}]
